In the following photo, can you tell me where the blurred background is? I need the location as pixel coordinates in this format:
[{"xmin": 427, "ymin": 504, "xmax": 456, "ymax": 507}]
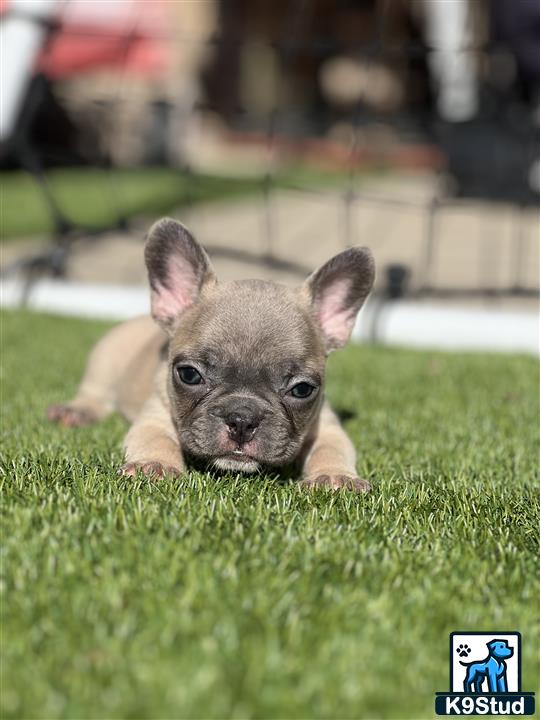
[{"xmin": 1, "ymin": 0, "xmax": 539, "ymax": 353}]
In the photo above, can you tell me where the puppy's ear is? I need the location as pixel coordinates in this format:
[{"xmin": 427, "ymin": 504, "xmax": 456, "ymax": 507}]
[
  {"xmin": 303, "ymin": 247, "xmax": 375, "ymax": 351},
  {"xmin": 145, "ymin": 218, "xmax": 216, "ymax": 331}
]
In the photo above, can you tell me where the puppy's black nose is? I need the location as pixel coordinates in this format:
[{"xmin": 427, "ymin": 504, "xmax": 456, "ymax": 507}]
[{"xmin": 225, "ymin": 408, "xmax": 260, "ymax": 445}]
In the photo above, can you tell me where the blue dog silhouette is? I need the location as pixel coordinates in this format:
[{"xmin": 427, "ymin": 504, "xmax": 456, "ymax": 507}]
[{"xmin": 460, "ymin": 639, "xmax": 513, "ymax": 693}]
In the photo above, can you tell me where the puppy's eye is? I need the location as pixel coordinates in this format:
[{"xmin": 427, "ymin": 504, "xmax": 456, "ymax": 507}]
[
  {"xmin": 290, "ymin": 382, "xmax": 315, "ymax": 399},
  {"xmin": 175, "ymin": 365, "xmax": 203, "ymax": 385}
]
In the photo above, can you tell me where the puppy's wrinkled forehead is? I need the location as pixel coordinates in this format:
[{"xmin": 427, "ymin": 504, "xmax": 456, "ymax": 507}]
[{"xmin": 171, "ymin": 280, "xmax": 324, "ymax": 366}]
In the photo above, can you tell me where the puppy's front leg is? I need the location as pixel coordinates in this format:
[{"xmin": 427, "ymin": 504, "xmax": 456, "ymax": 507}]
[
  {"xmin": 120, "ymin": 393, "xmax": 184, "ymax": 479},
  {"xmin": 301, "ymin": 403, "xmax": 371, "ymax": 492}
]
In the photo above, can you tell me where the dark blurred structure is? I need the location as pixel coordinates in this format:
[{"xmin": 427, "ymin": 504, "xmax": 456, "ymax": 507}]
[
  {"xmin": 492, "ymin": 0, "xmax": 540, "ymax": 102},
  {"xmin": 202, "ymin": 0, "xmax": 539, "ymax": 203},
  {"xmin": 204, "ymin": 0, "xmax": 433, "ymax": 132},
  {"xmin": 1, "ymin": 0, "xmax": 539, "ymax": 297}
]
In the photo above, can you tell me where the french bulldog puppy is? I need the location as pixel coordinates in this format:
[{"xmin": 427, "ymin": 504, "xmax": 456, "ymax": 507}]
[{"xmin": 48, "ymin": 218, "xmax": 375, "ymax": 491}]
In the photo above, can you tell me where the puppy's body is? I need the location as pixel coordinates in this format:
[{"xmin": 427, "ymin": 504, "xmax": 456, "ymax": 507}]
[
  {"xmin": 49, "ymin": 220, "xmax": 374, "ymax": 491},
  {"xmin": 50, "ymin": 315, "xmax": 164, "ymax": 424}
]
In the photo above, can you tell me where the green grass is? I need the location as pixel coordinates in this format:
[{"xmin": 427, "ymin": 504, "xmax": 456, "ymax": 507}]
[
  {"xmin": 0, "ymin": 169, "xmax": 266, "ymax": 240},
  {"xmin": 1, "ymin": 310, "xmax": 539, "ymax": 719},
  {"xmin": 0, "ymin": 166, "xmax": 347, "ymax": 240}
]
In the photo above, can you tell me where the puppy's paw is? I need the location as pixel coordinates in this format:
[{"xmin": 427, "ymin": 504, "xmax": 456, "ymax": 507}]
[
  {"xmin": 301, "ymin": 473, "xmax": 371, "ymax": 492},
  {"xmin": 47, "ymin": 404, "xmax": 96, "ymax": 427},
  {"xmin": 119, "ymin": 461, "xmax": 181, "ymax": 479}
]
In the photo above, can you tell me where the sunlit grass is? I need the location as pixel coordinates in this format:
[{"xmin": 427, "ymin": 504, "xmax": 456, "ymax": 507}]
[{"xmin": 1, "ymin": 310, "xmax": 539, "ymax": 719}]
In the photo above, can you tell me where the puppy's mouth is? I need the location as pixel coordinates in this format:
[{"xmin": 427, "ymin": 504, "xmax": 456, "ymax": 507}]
[{"xmin": 213, "ymin": 451, "xmax": 260, "ymax": 473}]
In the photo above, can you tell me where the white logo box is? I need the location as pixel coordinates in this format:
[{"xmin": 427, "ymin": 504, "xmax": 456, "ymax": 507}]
[{"xmin": 450, "ymin": 632, "xmax": 520, "ymax": 693}]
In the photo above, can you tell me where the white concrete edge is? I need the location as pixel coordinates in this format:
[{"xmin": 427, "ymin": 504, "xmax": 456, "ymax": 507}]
[
  {"xmin": 354, "ymin": 298, "xmax": 539, "ymax": 356},
  {"xmin": 1, "ymin": 277, "xmax": 150, "ymax": 320},
  {"xmin": 1, "ymin": 277, "xmax": 539, "ymax": 355}
]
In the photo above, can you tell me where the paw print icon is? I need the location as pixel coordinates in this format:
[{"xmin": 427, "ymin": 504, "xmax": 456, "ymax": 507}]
[{"xmin": 456, "ymin": 643, "xmax": 471, "ymax": 658}]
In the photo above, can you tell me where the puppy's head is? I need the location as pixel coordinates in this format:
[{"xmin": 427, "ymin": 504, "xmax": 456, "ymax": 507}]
[{"xmin": 145, "ymin": 218, "xmax": 375, "ymax": 472}]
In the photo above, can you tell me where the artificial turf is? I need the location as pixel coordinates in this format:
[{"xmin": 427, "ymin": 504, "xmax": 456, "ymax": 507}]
[{"xmin": 1, "ymin": 309, "xmax": 539, "ymax": 719}]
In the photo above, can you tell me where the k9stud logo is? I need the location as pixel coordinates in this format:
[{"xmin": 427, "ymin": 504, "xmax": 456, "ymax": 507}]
[{"xmin": 435, "ymin": 632, "xmax": 535, "ymax": 715}]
